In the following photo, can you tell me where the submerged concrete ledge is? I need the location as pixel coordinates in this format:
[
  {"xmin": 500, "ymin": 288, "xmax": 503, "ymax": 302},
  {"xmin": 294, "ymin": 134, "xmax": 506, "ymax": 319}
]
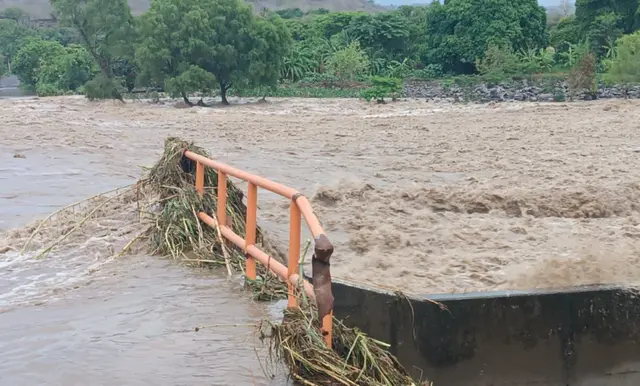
[{"xmin": 332, "ymin": 280, "xmax": 640, "ymax": 386}]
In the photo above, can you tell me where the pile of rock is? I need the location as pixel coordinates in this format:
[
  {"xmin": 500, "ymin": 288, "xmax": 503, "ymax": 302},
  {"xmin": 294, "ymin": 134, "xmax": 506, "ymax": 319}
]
[{"xmin": 404, "ymin": 79, "xmax": 640, "ymax": 103}]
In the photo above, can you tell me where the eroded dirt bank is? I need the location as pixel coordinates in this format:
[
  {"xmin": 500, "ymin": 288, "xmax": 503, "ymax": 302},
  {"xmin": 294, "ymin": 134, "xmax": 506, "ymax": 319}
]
[{"xmin": 2, "ymin": 96, "xmax": 640, "ymax": 294}]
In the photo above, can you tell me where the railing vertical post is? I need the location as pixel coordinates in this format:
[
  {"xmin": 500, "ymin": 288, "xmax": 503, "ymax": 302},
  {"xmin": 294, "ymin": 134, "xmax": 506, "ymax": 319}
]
[
  {"xmin": 217, "ymin": 172, "xmax": 227, "ymax": 227},
  {"xmin": 323, "ymin": 312, "xmax": 333, "ymax": 348},
  {"xmin": 195, "ymin": 161, "xmax": 204, "ymax": 198},
  {"xmin": 245, "ymin": 182, "xmax": 258, "ymax": 281},
  {"xmin": 288, "ymin": 202, "xmax": 301, "ymax": 308}
]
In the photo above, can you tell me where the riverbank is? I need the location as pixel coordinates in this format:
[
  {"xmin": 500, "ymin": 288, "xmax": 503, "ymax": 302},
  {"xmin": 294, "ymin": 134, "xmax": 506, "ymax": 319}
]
[
  {"xmin": 2, "ymin": 96, "xmax": 639, "ymax": 295},
  {"xmin": 7, "ymin": 72, "xmax": 640, "ymax": 103},
  {"xmin": 242, "ymin": 75, "xmax": 640, "ymax": 103},
  {"xmin": 403, "ymin": 77, "xmax": 640, "ymax": 102}
]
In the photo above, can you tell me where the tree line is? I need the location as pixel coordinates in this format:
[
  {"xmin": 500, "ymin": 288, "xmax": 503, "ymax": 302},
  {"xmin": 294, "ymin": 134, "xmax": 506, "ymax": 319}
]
[{"xmin": 1, "ymin": 0, "xmax": 640, "ymax": 101}]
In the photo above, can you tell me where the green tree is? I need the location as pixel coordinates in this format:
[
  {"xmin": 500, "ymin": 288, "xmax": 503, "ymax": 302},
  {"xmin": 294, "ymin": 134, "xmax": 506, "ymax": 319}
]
[
  {"xmin": 347, "ymin": 12, "xmax": 410, "ymax": 60},
  {"xmin": 51, "ymin": 0, "xmax": 137, "ymax": 100},
  {"xmin": 475, "ymin": 44, "xmax": 523, "ymax": 80},
  {"xmin": 558, "ymin": 41, "xmax": 590, "ymax": 67},
  {"xmin": 12, "ymin": 38, "xmax": 66, "ymax": 88},
  {"xmin": 604, "ymin": 31, "xmax": 640, "ymax": 93},
  {"xmin": 37, "ymin": 44, "xmax": 98, "ymax": 95},
  {"xmin": 396, "ymin": 5, "xmax": 429, "ymax": 64},
  {"xmin": 306, "ymin": 8, "xmax": 329, "ymax": 16},
  {"xmin": 38, "ymin": 26, "xmax": 82, "ymax": 46},
  {"xmin": 279, "ymin": 8, "xmax": 424, "ymax": 78},
  {"xmin": 575, "ymin": 0, "xmax": 640, "ymax": 34},
  {"xmin": 585, "ymin": 12, "xmax": 624, "ymax": 57},
  {"xmin": 162, "ymin": 66, "xmax": 217, "ymax": 102},
  {"xmin": 275, "ymin": 8, "xmax": 303, "ymax": 19},
  {"xmin": 247, "ymin": 13, "xmax": 292, "ymax": 98},
  {"xmin": 0, "ymin": 7, "xmax": 30, "ymax": 23},
  {"xmin": 282, "ymin": 43, "xmax": 315, "ymax": 81},
  {"xmin": 0, "ymin": 19, "xmax": 33, "ymax": 73},
  {"xmin": 0, "ymin": 56, "xmax": 7, "ymax": 76},
  {"xmin": 137, "ymin": 0, "xmax": 285, "ymax": 105},
  {"xmin": 326, "ymin": 41, "xmax": 369, "ymax": 81},
  {"xmin": 284, "ymin": 18, "xmax": 308, "ymax": 41},
  {"xmin": 549, "ymin": 16, "xmax": 582, "ymax": 51},
  {"xmin": 425, "ymin": 0, "xmax": 547, "ymax": 74},
  {"xmin": 311, "ymin": 12, "xmax": 359, "ymax": 40},
  {"xmin": 111, "ymin": 57, "xmax": 138, "ymax": 92},
  {"xmin": 517, "ymin": 47, "xmax": 556, "ymax": 72}
]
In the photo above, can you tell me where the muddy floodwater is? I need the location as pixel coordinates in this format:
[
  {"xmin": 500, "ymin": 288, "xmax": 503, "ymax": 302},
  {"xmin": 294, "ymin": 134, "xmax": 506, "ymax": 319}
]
[
  {"xmin": 1, "ymin": 95, "xmax": 640, "ymax": 383},
  {"xmin": 0, "ymin": 106, "xmax": 289, "ymax": 385}
]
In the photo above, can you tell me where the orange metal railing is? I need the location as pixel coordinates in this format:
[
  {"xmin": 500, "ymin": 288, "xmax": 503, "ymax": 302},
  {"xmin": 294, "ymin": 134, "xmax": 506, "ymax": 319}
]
[{"xmin": 183, "ymin": 150, "xmax": 335, "ymax": 347}]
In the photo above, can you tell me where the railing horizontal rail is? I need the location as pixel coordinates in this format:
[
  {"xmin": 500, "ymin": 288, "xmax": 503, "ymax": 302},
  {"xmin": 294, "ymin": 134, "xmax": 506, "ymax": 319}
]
[
  {"xmin": 197, "ymin": 212, "xmax": 315, "ymax": 299},
  {"xmin": 183, "ymin": 150, "xmax": 334, "ymax": 347},
  {"xmin": 184, "ymin": 151, "xmax": 298, "ymax": 198}
]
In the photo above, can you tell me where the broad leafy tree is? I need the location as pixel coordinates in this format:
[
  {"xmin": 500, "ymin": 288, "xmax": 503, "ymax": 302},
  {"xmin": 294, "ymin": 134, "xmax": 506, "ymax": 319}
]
[
  {"xmin": 38, "ymin": 26, "xmax": 82, "ymax": 46},
  {"xmin": 576, "ymin": 0, "xmax": 640, "ymax": 34},
  {"xmin": 38, "ymin": 44, "xmax": 97, "ymax": 94},
  {"xmin": 0, "ymin": 19, "xmax": 33, "ymax": 73},
  {"xmin": 585, "ymin": 12, "xmax": 624, "ymax": 56},
  {"xmin": 137, "ymin": 0, "xmax": 290, "ymax": 105},
  {"xmin": 347, "ymin": 12, "xmax": 410, "ymax": 60},
  {"xmin": 247, "ymin": 13, "xmax": 292, "ymax": 98},
  {"xmin": 12, "ymin": 38, "xmax": 66, "ymax": 87},
  {"xmin": 12, "ymin": 37, "xmax": 95, "ymax": 95},
  {"xmin": 549, "ymin": 16, "xmax": 583, "ymax": 52},
  {"xmin": 51, "ymin": 0, "xmax": 137, "ymax": 100},
  {"xmin": 0, "ymin": 7, "xmax": 30, "ymax": 23},
  {"xmin": 425, "ymin": 0, "xmax": 547, "ymax": 73}
]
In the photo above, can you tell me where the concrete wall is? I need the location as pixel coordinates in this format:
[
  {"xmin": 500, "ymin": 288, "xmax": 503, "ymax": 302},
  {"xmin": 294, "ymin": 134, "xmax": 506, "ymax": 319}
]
[{"xmin": 332, "ymin": 280, "xmax": 640, "ymax": 386}]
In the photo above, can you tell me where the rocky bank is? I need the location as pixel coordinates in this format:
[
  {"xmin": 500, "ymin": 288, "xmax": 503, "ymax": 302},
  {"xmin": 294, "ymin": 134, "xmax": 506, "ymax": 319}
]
[{"xmin": 404, "ymin": 79, "xmax": 640, "ymax": 102}]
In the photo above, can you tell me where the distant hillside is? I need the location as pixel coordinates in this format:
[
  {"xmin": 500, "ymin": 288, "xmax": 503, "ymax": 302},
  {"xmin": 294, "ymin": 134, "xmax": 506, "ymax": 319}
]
[{"xmin": 0, "ymin": 0, "xmax": 384, "ymax": 19}]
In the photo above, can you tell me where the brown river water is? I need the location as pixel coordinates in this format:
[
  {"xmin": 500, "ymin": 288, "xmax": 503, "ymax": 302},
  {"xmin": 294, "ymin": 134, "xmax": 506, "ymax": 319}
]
[
  {"xmin": 0, "ymin": 141, "xmax": 291, "ymax": 385},
  {"xmin": 2, "ymin": 94, "xmax": 640, "ymax": 384}
]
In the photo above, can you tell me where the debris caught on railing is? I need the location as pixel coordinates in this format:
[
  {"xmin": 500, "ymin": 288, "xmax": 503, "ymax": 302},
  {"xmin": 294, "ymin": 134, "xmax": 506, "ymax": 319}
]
[
  {"xmin": 147, "ymin": 137, "xmax": 288, "ymax": 301},
  {"xmin": 266, "ymin": 306, "xmax": 422, "ymax": 386},
  {"xmin": 17, "ymin": 136, "xmax": 430, "ymax": 386}
]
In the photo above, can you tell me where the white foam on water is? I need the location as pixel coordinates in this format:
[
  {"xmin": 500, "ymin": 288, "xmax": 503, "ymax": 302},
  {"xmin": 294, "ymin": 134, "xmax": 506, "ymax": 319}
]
[{"xmin": 0, "ymin": 247, "xmax": 108, "ymax": 308}]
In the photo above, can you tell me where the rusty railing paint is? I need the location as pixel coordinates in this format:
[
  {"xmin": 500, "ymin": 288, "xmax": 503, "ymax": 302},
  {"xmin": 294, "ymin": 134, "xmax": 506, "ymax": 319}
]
[{"xmin": 184, "ymin": 150, "xmax": 334, "ymax": 347}]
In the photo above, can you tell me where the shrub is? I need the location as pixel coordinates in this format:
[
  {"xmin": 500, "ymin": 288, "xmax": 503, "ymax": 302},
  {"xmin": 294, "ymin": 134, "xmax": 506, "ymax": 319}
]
[
  {"xmin": 475, "ymin": 45, "xmax": 522, "ymax": 82},
  {"xmin": 518, "ymin": 47, "xmax": 556, "ymax": 72},
  {"xmin": 604, "ymin": 32, "xmax": 640, "ymax": 95},
  {"xmin": 557, "ymin": 41, "xmax": 590, "ymax": 68},
  {"xmin": 420, "ymin": 63, "xmax": 444, "ymax": 79},
  {"xmin": 384, "ymin": 58, "xmax": 412, "ymax": 79},
  {"xmin": 396, "ymin": 62, "xmax": 446, "ymax": 81},
  {"xmin": 567, "ymin": 52, "xmax": 597, "ymax": 100},
  {"xmin": 360, "ymin": 76, "xmax": 402, "ymax": 103},
  {"xmin": 35, "ymin": 83, "xmax": 65, "ymax": 97},
  {"xmin": 327, "ymin": 41, "xmax": 369, "ymax": 82},
  {"xmin": 83, "ymin": 73, "xmax": 125, "ymax": 101}
]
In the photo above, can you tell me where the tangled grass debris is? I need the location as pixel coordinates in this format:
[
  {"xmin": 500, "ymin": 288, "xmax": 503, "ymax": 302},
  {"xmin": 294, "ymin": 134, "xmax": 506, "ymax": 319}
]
[
  {"xmin": 144, "ymin": 137, "xmax": 288, "ymax": 300},
  {"xmin": 265, "ymin": 306, "xmax": 426, "ymax": 386},
  {"xmin": 15, "ymin": 136, "xmax": 429, "ymax": 386}
]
